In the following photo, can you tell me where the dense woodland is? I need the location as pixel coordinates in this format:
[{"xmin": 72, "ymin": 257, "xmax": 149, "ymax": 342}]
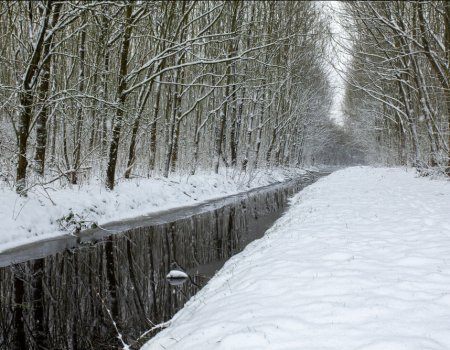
[
  {"xmin": 0, "ymin": 1, "xmax": 448, "ymax": 197},
  {"xmin": 0, "ymin": 0, "xmax": 346, "ymax": 195},
  {"xmin": 342, "ymin": 1, "xmax": 449, "ymax": 174}
]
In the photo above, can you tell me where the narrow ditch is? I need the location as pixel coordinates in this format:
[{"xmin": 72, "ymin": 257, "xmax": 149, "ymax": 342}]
[{"xmin": 0, "ymin": 171, "xmax": 328, "ymax": 349}]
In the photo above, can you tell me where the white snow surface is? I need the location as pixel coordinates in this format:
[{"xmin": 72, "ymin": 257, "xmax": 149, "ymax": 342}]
[
  {"xmin": 0, "ymin": 167, "xmax": 309, "ymax": 252},
  {"xmin": 142, "ymin": 166, "xmax": 450, "ymax": 350},
  {"xmin": 167, "ymin": 270, "xmax": 189, "ymax": 279}
]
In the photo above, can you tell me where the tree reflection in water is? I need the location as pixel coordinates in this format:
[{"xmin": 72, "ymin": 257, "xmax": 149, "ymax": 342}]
[{"xmin": 0, "ymin": 176, "xmax": 318, "ymax": 349}]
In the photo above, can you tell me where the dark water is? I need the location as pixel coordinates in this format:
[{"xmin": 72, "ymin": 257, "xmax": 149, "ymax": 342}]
[{"xmin": 0, "ymin": 172, "xmax": 325, "ymax": 349}]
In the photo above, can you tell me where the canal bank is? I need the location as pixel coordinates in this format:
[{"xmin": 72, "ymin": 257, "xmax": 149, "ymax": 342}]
[{"xmin": 0, "ymin": 168, "xmax": 315, "ymax": 253}]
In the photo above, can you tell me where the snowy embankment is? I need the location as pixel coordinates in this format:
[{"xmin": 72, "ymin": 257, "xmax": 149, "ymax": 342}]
[
  {"xmin": 0, "ymin": 167, "xmax": 310, "ymax": 253},
  {"xmin": 143, "ymin": 167, "xmax": 450, "ymax": 350}
]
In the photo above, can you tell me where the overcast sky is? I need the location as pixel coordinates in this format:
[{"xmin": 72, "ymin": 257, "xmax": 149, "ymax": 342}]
[{"xmin": 321, "ymin": 1, "xmax": 351, "ymax": 126}]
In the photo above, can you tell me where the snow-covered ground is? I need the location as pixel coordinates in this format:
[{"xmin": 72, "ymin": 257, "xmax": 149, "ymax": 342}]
[
  {"xmin": 142, "ymin": 166, "xmax": 450, "ymax": 350},
  {"xmin": 0, "ymin": 167, "xmax": 310, "ymax": 253}
]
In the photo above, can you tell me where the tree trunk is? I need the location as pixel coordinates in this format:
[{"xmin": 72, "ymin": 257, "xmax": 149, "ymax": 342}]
[
  {"xmin": 105, "ymin": 3, "xmax": 133, "ymax": 190},
  {"xmin": 170, "ymin": 118, "xmax": 181, "ymax": 173},
  {"xmin": 148, "ymin": 76, "xmax": 162, "ymax": 174},
  {"xmin": 445, "ymin": 2, "xmax": 450, "ymax": 175},
  {"xmin": 191, "ymin": 103, "xmax": 202, "ymax": 175},
  {"xmin": 125, "ymin": 71, "xmax": 155, "ymax": 179},
  {"xmin": 72, "ymin": 22, "xmax": 87, "ymax": 184},
  {"xmin": 163, "ymin": 53, "xmax": 185, "ymax": 177},
  {"xmin": 16, "ymin": 91, "xmax": 34, "ymax": 194},
  {"xmin": 266, "ymin": 128, "xmax": 277, "ymax": 166},
  {"xmin": 170, "ymin": 66, "xmax": 185, "ymax": 174},
  {"xmin": 214, "ymin": 108, "xmax": 227, "ymax": 174},
  {"xmin": 253, "ymin": 86, "xmax": 266, "ymax": 169},
  {"xmin": 33, "ymin": 3, "xmax": 61, "ymax": 176},
  {"xmin": 397, "ymin": 76, "xmax": 421, "ymax": 167},
  {"xmin": 100, "ymin": 10, "xmax": 110, "ymax": 159},
  {"xmin": 33, "ymin": 44, "xmax": 51, "ymax": 176},
  {"xmin": 242, "ymin": 92, "xmax": 258, "ymax": 171},
  {"xmin": 15, "ymin": 1, "xmax": 52, "ymax": 194}
]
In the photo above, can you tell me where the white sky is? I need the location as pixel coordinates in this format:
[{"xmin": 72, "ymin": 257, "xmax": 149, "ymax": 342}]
[{"xmin": 321, "ymin": 1, "xmax": 352, "ymax": 126}]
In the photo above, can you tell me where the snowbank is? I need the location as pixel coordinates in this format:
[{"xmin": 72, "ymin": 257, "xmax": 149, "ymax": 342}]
[
  {"xmin": 142, "ymin": 166, "xmax": 450, "ymax": 350},
  {"xmin": 0, "ymin": 167, "xmax": 309, "ymax": 252}
]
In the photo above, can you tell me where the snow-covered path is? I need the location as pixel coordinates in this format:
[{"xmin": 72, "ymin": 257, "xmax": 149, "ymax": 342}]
[{"xmin": 143, "ymin": 167, "xmax": 450, "ymax": 350}]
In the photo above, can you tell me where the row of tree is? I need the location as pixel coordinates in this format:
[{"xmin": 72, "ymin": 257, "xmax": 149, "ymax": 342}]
[
  {"xmin": 0, "ymin": 1, "xmax": 342, "ymax": 195},
  {"xmin": 342, "ymin": 1, "xmax": 449, "ymax": 174}
]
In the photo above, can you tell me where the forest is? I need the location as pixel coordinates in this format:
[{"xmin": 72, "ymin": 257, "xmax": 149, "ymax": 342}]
[
  {"xmin": 0, "ymin": 0, "xmax": 448, "ymax": 191},
  {"xmin": 342, "ymin": 1, "xmax": 449, "ymax": 174},
  {"xmin": 0, "ymin": 1, "xmax": 346, "ymax": 196}
]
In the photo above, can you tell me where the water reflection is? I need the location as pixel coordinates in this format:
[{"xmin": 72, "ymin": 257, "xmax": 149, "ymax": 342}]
[{"xmin": 0, "ymin": 175, "xmax": 319, "ymax": 349}]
